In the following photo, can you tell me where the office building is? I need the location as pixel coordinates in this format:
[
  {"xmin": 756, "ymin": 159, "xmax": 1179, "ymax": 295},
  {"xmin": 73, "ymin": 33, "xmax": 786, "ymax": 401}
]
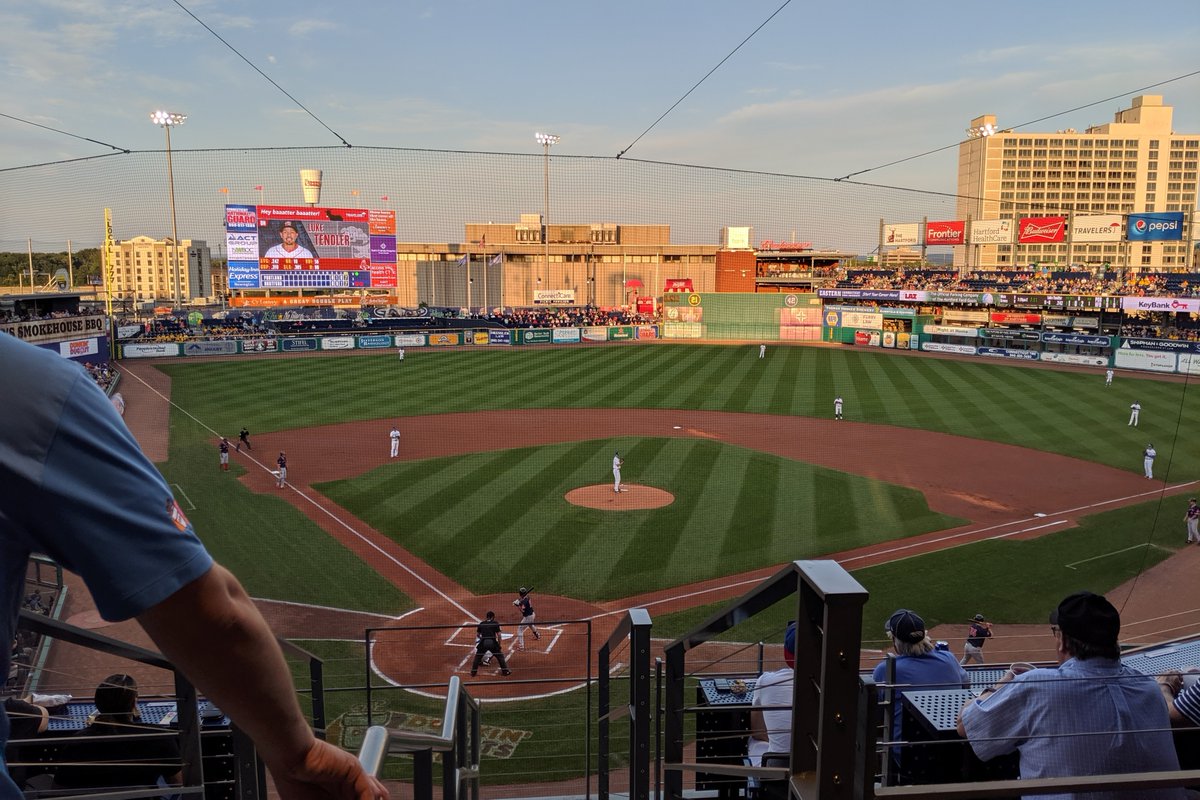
[{"xmin": 956, "ymin": 95, "xmax": 1197, "ymax": 270}]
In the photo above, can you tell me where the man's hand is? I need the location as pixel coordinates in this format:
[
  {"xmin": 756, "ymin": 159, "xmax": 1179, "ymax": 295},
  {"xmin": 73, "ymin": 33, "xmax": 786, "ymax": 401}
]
[{"xmin": 269, "ymin": 738, "xmax": 389, "ymax": 800}]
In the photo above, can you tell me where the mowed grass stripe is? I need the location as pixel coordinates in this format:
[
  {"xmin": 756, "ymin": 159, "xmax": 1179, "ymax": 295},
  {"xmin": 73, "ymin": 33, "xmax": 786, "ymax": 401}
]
[
  {"xmin": 870, "ymin": 355, "xmax": 929, "ymax": 426},
  {"xmin": 765, "ymin": 347, "xmax": 799, "ymax": 413},
  {"xmin": 634, "ymin": 345, "xmax": 721, "ymax": 408}
]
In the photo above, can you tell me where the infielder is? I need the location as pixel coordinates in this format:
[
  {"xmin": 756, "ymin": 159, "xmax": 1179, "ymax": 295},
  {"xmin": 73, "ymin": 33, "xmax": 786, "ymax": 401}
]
[
  {"xmin": 1186, "ymin": 498, "xmax": 1199, "ymax": 544},
  {"xmin": 218, "ymin": 437, "xmax": 230, "ymax": 471},
  {"xmin": 759, "ymin": 344, "xmax": 766, "ymax": 359},
  {"xmin": 1105, "ymin": 368, "xmax": 1114, "ymax": 387},
  {"xmin": 513, "ymin": 587, "xmax": 541, "ymax": 650},
  {"xmin": 1129, "ymin": 401, "xmax": 1141, "ymax": 426},
  {"xmin": 613, "ymin": 451, "xmax": 624, "ymax": 493},
  {"xmin": 834, "ymin": 396, "xmax": 844, "ymax": 420},
  {"xmin": 1143, "ymin": 443, "xmax": 1156, "ymax": 480},
  {"xmin": 389, "ymin": 425, "xmax": 400, "ymax": 459},
  {"xmin": 276, "ymin": 451, "xmax": 288, "ymax": 488}
]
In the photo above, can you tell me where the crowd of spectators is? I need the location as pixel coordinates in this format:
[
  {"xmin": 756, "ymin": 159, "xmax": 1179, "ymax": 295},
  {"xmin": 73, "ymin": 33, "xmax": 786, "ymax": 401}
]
[
  {"xmin": 82, "ymin": 362, "xmax": 116, "ymax": 391},
  {"xmin": 833, "ymin": 267, "xmax": 1198, "ymax": 297},
  {"xmin": 475, "ymin": 306, "xmax": 656, "ymax": 329},
  {"xmin": 0, "ymin": 308, "xmax": 89, "ymax": 324}
]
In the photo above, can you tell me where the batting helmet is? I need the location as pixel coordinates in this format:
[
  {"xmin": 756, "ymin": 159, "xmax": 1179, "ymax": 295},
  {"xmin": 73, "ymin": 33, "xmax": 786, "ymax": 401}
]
[{"xmin": 519, "ymin": 587, "xmax": 528, "ymax": 596}]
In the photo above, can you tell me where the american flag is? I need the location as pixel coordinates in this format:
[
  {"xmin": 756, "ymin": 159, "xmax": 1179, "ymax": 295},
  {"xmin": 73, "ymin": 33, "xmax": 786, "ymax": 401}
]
[{"xmin": 254, "ymin": 185, "xmax": 263, "ymax": 191}]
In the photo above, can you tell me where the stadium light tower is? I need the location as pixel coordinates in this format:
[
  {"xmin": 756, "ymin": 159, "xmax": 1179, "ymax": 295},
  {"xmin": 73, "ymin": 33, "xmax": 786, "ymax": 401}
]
[
  {"xmin": 965, "ymin": 121, "xmax": 997, "ymax": 138},
  {"xmin": 150, "ymin": 110, "xmax": 187, "ymax": 308},
  {"xmin": 536, "ymin": 132, "xmax": 559, "ymax": 296}
]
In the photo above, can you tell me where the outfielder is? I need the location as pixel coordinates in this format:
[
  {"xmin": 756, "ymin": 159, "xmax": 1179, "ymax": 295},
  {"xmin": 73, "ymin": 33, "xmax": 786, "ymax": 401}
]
[
  {"xmin": 1185, "ymin": 498, "xmax": 1199, "ymax": 544},
  {"xmin": 834, "ymin": 396, "xmax": 844, "ymax": 420},
  {"xmin": 1143, "ymin": 443, "xmax": 1156, "ymax": 480},
  {"xmin": 1129, "ymin": 401, "xmax": 1141, "ymax": 426},
  {"xmin": 1105, "ymin": 368, "xmax": 1114, "ymax": 387},
  {"xmin": 397, "ymin": 347, "xmax": 405, "ymax": 363},
  {"xmin": 389, "ymin": 425, "xmax": 400, "ymax": 459},
  {"xmin": 759, "ymin": 344, "xmax": 766, "ymax": 359},
  {"xmin": 613, "ymin": 451, "xmax": 624, "ymax": 493},
  {"xmin": 513, "ymin": 587, "xmax": 541, "ymax": 650}
]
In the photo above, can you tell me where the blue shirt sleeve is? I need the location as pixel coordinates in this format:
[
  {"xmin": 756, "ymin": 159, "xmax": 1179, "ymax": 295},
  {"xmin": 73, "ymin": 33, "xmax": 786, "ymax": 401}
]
[{"xmin": 1, "ymin": 338, "xmax": 212, "ymax": 622}]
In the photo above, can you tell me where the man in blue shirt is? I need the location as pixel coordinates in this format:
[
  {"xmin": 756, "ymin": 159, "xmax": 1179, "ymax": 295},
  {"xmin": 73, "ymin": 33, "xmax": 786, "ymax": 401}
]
[
  {"xmin": 957, "ymin": 591, "xmax": 1184, "ymax": 799},
  {"xmin": 0, "ymin": 333, "xmax": 387, "ymax": 800}
]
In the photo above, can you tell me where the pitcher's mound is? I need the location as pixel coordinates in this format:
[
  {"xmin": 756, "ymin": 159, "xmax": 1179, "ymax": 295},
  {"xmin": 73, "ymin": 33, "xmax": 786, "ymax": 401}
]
[{"xmin": 565, "ymin": 484, "xmax": 675, "ymax": 510}]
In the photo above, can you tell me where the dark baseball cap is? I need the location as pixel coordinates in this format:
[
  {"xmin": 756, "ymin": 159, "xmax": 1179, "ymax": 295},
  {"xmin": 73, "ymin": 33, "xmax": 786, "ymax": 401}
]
[
  {"xmin": 783, "ymin": 621, "xmax": 796, "ymax": 655},
  {"xmin": 280, "ymin": 221, "xmax": 299, "ymax": 231},
  {"xmin": 1050, "ymin": 591, "xmax": 1120, "ymax": 647},
  {"xmin": 886, "ymin": 609, "xmax": 926, "ymax": 643},
  {"xmin": 974, "ymin": 614, "xmax": 986, "ymax": 621}
]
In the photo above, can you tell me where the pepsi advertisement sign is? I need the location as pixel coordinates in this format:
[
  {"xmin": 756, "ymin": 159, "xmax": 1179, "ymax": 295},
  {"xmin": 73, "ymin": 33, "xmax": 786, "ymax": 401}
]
[{"xmin": 1127, "ymin": 212, "xmax": 1184, "ymax": 242}]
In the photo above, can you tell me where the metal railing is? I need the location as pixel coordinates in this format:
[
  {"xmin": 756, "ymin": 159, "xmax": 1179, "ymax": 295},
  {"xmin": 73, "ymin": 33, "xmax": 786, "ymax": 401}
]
[
  {"xmin": 355, "ymin": 675, "xmax": 481, "ymax": 800},
  {"xmin": 662, "ymin": 560, "xmax": 869, "ymax": 800},
  {"xmin": 597, "ymin": 608, "xmax": 652, "ymax": 800}
]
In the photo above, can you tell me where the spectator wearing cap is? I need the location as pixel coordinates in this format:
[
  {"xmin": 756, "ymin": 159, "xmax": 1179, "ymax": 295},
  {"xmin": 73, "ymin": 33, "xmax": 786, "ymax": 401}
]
[
  {"xmin": 749, "ymin": 622, "xmax": 796, "ymax": 771},
  {"xmin": 960, "ymin": 613, "xmax": 993, "ymax": 665},
  {"xmin": 873, "ymin": 608, "xmax": 969, "ymax": 774},
  {"xmin": 957, "ymin": 591, "xmax": 1184, "ymax": 799}
]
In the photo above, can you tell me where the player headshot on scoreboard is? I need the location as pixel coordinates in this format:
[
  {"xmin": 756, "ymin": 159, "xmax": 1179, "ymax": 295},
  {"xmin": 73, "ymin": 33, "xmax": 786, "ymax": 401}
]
[{"xmin": 263, "ymin": 221, "xmax": 314, "ymax": 259}]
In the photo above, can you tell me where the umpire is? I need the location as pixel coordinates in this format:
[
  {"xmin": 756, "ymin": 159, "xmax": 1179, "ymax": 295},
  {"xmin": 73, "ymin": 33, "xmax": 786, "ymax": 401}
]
[{"xmin": 470, "ymin": 611, "xmax": 512, "ymax": 677}]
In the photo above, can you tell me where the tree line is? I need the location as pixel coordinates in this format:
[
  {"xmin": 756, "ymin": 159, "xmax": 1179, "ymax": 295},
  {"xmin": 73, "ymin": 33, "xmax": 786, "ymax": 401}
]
[{"xmin": 0, "ymin": 249, "xmax": 103, "ymax": 288}]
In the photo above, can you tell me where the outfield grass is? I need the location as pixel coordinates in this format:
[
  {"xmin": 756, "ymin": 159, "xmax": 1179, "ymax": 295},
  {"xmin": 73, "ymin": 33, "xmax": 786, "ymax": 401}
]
[
  {"xmin": 314, "ymin": 438, "xmax": 960, "ymax": 599},
  {"xmin": 147, "ymin": 344, "xmax": 1200, "ymax": 614},
  {"xmin": 159, "ymin": 345, "xmax": 1200, "ymax": 478},
  {"xmin": 649, "ymin": 497, "xmax": 1184, "ymax": 641}
]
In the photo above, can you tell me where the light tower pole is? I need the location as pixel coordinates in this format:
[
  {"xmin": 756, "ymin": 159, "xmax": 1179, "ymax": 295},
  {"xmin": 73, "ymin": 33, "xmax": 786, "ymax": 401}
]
[
  {"xmin": 535, "ymin": 132, "xmax": 559, "ymax": 301},
  {"xmin": 151, "ymin": 110, "xmax": 187, "ymax": 308}
]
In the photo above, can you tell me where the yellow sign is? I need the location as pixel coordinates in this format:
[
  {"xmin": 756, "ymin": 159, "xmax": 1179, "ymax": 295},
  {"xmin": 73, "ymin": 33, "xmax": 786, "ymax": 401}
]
[
  {"xmin": 473, "ymin": 331, "xmax": 489, "ymax": 345},
  {"xmin": 428, "ymin": 333, "xmax": 461, "ymax": 346},
  {"xmin": 687, "ymin": 293, "xmax": 701, "ymax": 306}
]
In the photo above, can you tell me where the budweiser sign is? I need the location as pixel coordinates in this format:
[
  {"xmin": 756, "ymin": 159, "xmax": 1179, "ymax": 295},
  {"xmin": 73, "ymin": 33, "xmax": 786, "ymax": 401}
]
[
  {"xmin": 1018, "ymin": 216, "xmax": 1067, "ymax": 243},
  {"xmin": 924, "ymin": 220, "xmax": 965, "ymax": 245}
]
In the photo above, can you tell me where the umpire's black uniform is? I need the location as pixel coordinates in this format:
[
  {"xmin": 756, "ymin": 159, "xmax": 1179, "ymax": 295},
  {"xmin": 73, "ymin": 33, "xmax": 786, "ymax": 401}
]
[{"xmin": 470, "ymin": 612, "xmax": 511, "ymax": 676}]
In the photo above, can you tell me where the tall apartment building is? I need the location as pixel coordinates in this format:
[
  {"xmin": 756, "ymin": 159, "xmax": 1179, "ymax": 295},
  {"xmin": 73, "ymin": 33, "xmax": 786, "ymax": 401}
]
[
  {"xmin": 956, "ymin": 95, "xmax": 1198, "ymax": 270},
  {"xmin": 104, "ymin": 236, "xmax": 216, "ymax": 306}
]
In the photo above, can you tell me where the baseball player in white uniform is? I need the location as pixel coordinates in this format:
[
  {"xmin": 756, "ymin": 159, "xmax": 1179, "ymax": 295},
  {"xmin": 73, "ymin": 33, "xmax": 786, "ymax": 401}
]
[
  {"xmin": 834, "ymin": 396, "xmax": 844, "ymax": 420},
  {"xmin": 613, "ymin": 451, "xmax": 624, "ymax": 493},
  {"xmin": 397, "ymin": 347, "xmax": 405, "ymax": 363},
  {"xmin": 1105, "ymin": 368, "xmax": 1114, "ymax": 387},
  {"xmin": 263, "ymin": 221, "xmax": 314, "ymax": 259},
  {"xmin": 389, "ymin": 426, "xmax": 400, "ymax": 459},
  {"xmin": 1143, "ymin": 443, "xmax": 1156, "ymax": 479},
  {"xmin": 759, "ymin": 344, "xmax": 766, "ymax": 359},
  {"xmin": 1185, "ymin": 498, "xmax": 1199, "ymax": 544},
  {"xmin": 1129, "ymin": 401, "xmax": 1141, "ymax": 426}
]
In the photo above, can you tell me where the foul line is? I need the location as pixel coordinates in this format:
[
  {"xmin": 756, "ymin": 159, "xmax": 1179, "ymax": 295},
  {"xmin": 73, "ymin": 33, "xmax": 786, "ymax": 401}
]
[
  {"xmin": 252, "ymin": 597, "xmax": 424, "ymax": 622},
  {"xmin": 120, "ymin": 365, "xmax": 476, "ymax": 620},
  {"xmin": 1066, "ymin": 543, "xmax": 1173, "ymax": 569},
  {"xmin": 170, "ymin": 483, "xmax": 196, "ymax": 510}
]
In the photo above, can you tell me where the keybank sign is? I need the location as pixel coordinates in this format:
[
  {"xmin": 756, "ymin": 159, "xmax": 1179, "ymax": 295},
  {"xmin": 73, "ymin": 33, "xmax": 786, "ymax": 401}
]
[{"xmin": 1127, "ymin": 212, "xmax": 1184, "ymax": 241}]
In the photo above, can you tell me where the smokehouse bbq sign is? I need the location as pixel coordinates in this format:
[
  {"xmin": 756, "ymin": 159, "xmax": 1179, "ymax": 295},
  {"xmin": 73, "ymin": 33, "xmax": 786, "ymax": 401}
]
[{"xmin": 1, "ymin": 315, "xmax": 106, "ymax": 344}]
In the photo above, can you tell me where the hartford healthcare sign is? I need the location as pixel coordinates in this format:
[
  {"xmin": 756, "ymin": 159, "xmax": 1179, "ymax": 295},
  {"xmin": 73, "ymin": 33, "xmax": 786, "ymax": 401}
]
[{"xmin": 1126, "ymin": 212, "xmax": 1184, "ymax": 242}]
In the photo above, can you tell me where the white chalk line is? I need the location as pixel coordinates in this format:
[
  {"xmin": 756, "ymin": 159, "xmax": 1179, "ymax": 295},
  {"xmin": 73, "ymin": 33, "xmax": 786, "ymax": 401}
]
[
  {"xmin": 120, "ymin": 366, "xmax": 476, "ymax": 619},
  {"xmin": 170, "ymin": 483, "xmax": 196, "ymax": 510},
  {"xmin": 253, "ymin": 597, "xmax": 424, "ymax": 623},
  {"xmin": 1066, "ymin": 542, "xmax": 1174, "ymax": 569}
]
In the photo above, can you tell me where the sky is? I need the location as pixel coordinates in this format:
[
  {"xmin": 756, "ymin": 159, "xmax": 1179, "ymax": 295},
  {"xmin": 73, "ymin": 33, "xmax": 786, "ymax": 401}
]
[{"xmin": 1, "ymin": 0, "xmax": 1198, "ymax": 249}]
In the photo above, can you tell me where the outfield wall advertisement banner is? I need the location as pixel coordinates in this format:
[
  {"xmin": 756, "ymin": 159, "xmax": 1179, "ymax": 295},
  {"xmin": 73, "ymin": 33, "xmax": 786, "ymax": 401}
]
[
  {"xmin": 183, "ymin": 341, "xmax": 238, "ymax": 356},
  {"xmin": 582, "ymin": 327, "xmax": 607, "ymax": 342},
  {"xmin": 1071, "ymin": 214, "xmax": 1123, "ymax": 242},
  {"xmin": 59, "ymin": 338, "xmax": 99, "ymax": 358},
  {"xmin": 884, "ymin": 223, "xmax": 919, "ymax": 245},
  {"xmin": 552, "ymin": 328, "xmax": 581, "ymax": 343},
  {"xmin": 1018, "ymin": 216, "xmax": 1067, "ymax": 243},
  {"xmin": 969, "ymin": 219, "xmax": 1013, "ymax": 244},
  {"xmin": 428, "ymin": 333, "xmax": 461, "ymax": 346},
  {"xmin": 922, "ymin": 342, "xmax": 976, "ymax": 355},
  {"xmin": 980, "ymin": 328, "xmax": 1041, "ymax": 342},
  {"xmin": 489, "ymin": 330, "xmax": 513, "ymax": 345},
  {"xmin": 608, "ymin": 327, "xmax": 635, "ymax": 340},
  {"xmin": 1040, "ymin": 352, "xmax": 1109, "ymax": 367},
  {"xmin": 321, "ymin": 336, "xmax": 355, "ymax": 350},
  {"xmin": 1120, "ymin": 338, "xmax": 1200, "ymax": 353},
  {"xmin": 356, "ymin": 335, "xmax": 392, "ymax": 349},
  {"xmin": 281, "ymin": 338, "xmax": 319, "ymax": 351},
  {"xmin": 817, "ymin": 289, "xmax": 903, "ymax": 301},
  {"xmin": 663, "ymin": 322, "xmax": 703, "ymax": 339},
  {"xmin": 1115, "ymin": 348, "xmax": 1177, "ymax": 372},
  {"xmin": 521, "ymin": 330, "xmax": 552, "ymax": 344},
  {"xmin": 1127, "ymin": 212, "xmax": 1185, "ymax": 241},
  {"xmin": 124, "ymin": 343, "xmax": 181, "ymax": 358},
  {"xmin": 825, "ymin": 310, "xmax": 883, "ymax": 329},
  {"xmin": 924, "ymin": 220, "xmax": 965, "ymax": 245},
  {"xmin": 1041, "ymin": 332, "xmax": 1111, "ymax": 347},
  {"xmin": 533, "ymin": 289, "xmax": 576, "ymax": 305},
  {"xmin": 636, "ymin": 326, "xmax": 659, "ymax": 340},
  {"xmin": 393, "ymin": 334, "xmax": 426, "ymax": 346},
  {"xmin": 922, "ymin": 324, "xmax": 978, "ymax": 337}
]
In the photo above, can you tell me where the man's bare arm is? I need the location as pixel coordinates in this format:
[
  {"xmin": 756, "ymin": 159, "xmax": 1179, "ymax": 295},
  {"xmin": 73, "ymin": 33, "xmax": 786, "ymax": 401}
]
[{"xmin": 137, "ymin": 563, "xmax": 387, "ymax": 800}]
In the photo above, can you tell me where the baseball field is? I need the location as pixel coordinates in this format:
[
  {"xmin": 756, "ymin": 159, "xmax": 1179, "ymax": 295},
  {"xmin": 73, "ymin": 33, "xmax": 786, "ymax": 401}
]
[{"xmin": 117, "ymin": 341, "xmax": 1200, "ymax": 781}]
